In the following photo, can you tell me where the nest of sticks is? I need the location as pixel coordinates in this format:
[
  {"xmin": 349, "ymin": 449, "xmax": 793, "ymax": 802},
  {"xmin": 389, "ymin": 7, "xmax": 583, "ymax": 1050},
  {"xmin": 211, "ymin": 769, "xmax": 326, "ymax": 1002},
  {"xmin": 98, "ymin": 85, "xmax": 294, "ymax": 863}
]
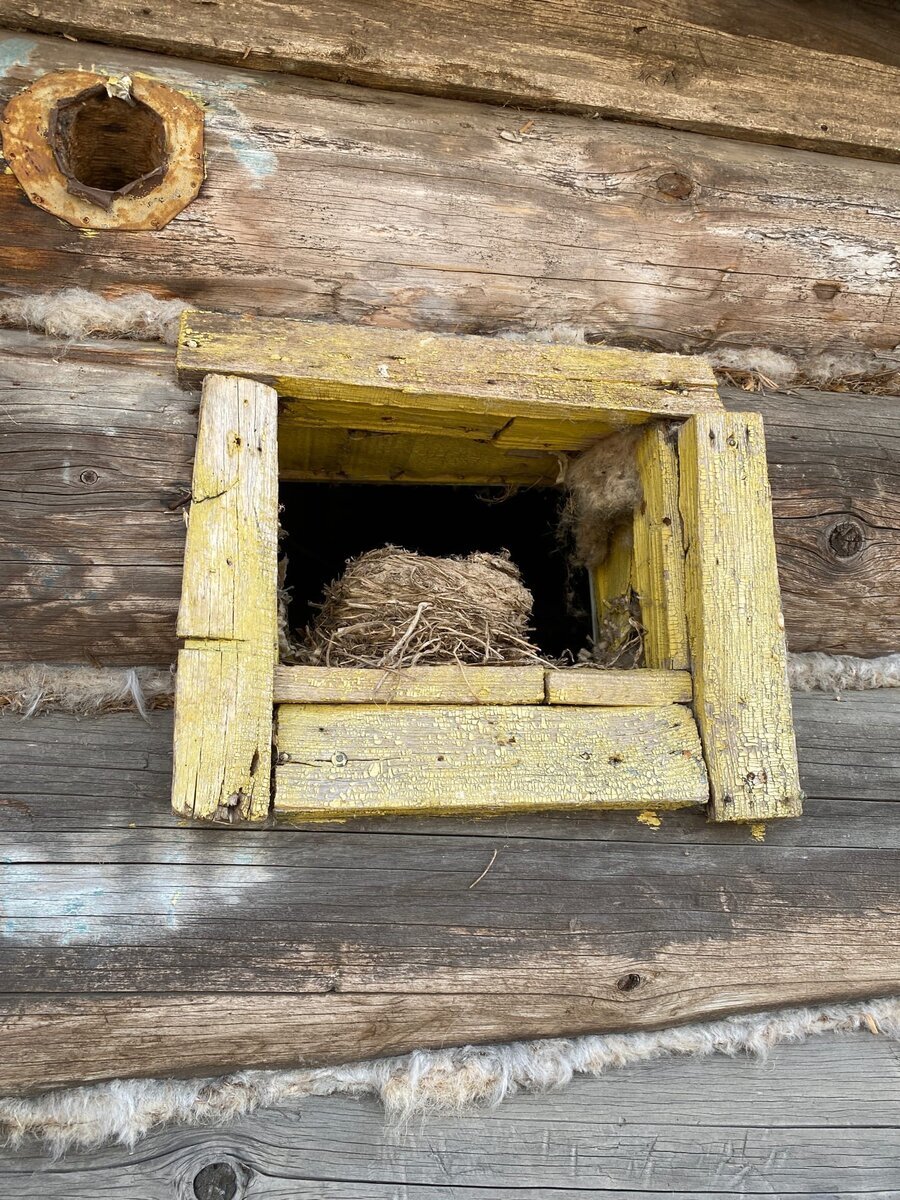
[{"xmin": 301, "ymin": 546, "xmax": 542, "ymax": 668}]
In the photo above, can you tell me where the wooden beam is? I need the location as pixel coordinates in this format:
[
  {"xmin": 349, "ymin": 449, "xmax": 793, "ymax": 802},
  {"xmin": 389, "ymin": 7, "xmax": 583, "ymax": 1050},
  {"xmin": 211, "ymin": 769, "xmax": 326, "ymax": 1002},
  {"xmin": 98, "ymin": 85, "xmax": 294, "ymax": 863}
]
[
  {"xmin": 279, "ymin": 425, "xmax": 562, "ymax": 485},
  {"xmin": 274, "ymin": 702, "xmax": 708, "ymax": 819},
  {"xmin": 274, "ymin": 664, "xmax": 546, "ymax": 705},
  {"xmin": 3, "ymin": 36, "xmax": 900, "ymax": 360},
  {"xmin": 0, "ymin": 692, "xmax": 898, "ymax": 1093},
  {"xmin": 678, "ymin": 412, "xmax": 802, "ymax": 822},
  {"xmin": 4, "ymin": 2, "xmax": 900, "ymax": 161},
  {"xmin": 171, "ymin": 375, "xmax": 279, "ymax": 823},
  {"xmin": 632, "ymin": 424, "xmax": 690, "ymax": 670},
  {"xmin": 2, "ymin": 333, "xmax": 898, "ymax": 665},
  {"xmin": 544, "ymin": 668, "xmax": 691, "ymax": 706},
  {"xmin": 178, "ymin": 311, "xmax": 720, "ymax": 452}
]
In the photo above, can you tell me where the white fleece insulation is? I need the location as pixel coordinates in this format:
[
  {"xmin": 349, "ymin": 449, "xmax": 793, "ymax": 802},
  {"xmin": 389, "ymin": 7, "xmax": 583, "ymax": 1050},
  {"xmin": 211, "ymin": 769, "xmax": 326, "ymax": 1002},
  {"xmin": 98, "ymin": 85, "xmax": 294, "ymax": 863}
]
[
  {"xmin": 1, "ymin": 289, "xmax": 899, "ymax": 389},
  {"xmin": 1, "ymin": 997, "xmax": 897, "ymax": 1155},
  {"xmin": 0, "ymin": 287, "xmax": 187, "ymax": 345},
  {"xmin": 1, "ymin": 654, "xmax": 897, "ymax": 718}
]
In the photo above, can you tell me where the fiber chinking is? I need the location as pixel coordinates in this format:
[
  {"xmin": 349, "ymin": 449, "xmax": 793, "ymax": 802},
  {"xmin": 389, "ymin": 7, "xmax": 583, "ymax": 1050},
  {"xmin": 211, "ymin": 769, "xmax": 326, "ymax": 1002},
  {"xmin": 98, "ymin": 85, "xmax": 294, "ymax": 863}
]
[{"xmin": 301, "ymin": 546, "xmax": 541, "ymax": 667}]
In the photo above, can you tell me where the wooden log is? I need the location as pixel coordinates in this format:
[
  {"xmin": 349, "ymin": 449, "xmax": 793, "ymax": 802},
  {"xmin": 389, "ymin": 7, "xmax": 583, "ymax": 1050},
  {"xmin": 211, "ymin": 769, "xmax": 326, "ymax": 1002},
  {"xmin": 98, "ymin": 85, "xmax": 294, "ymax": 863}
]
[
  {"xmin": 1, "ymin": 333, "xmax": 898, "ymax": 663},
  {"xmin": 4, "ymin": 2, "xmax": 900, "ymax": 161},
  {"xmin": 2, "ymin": 35, "xmax": 900, "ymax": 358},
  {"xmin": 178, "ymin": 311, "xmax": 720, "ymax": 452},
  {"xmin": 2, "ymin": 1034, "xmax": 897, "ymax": 1198},
  {"xmin": 171, "ymin": 375, "xmax": 279, "ymax": 823},
  {"xmin": 0, "ymin": 692, "xmax": 898, "ymax": 1092},
  {"xmin": 679, "ymin": 412, "xmax": 801, "ymax": 822},
  {"xmin": 632, "ymin": 424, "xmax": 689, "ymax": 670},
  {"xmin": 273, "ymin": 664, "xmax": 546, "ymax": 705},
  {"xmin": 543, "ymin": 668, "xmax": 691, "ymax": 706}
]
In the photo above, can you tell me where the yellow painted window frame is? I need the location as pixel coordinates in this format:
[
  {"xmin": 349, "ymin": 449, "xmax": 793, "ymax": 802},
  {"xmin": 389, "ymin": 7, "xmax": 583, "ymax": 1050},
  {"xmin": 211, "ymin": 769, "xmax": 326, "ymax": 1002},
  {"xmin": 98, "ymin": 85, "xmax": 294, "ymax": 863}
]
[{"xmin": 171, "ymin": 313, "xmax": 801, "ymax": 826}]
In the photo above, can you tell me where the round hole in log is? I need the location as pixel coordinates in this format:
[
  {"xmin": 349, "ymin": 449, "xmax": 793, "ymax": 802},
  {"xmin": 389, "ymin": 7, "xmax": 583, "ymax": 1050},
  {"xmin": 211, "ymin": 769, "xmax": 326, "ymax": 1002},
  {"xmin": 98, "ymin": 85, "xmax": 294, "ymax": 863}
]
[{"xmin": 49, "ymin": 85, "xmax": 167, "ymax": 209}]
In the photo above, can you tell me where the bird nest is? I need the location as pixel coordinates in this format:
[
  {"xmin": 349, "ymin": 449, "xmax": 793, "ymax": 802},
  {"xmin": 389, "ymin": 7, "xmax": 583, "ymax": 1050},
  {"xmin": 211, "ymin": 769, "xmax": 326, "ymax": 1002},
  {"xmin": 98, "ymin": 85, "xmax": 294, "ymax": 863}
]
[{"xmin": 300, "ymin": 546, "xmax": 542, "ymax": 668}]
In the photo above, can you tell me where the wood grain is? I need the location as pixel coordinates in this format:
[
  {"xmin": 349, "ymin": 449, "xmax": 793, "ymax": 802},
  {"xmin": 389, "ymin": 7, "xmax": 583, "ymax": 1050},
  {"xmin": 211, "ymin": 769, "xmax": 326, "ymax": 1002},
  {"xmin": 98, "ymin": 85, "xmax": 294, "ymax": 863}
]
[
  {"xmin": 3, "ymin": 35, "xmax": 900, "ymax": 358},
  {"xmin": 2, "ymin": 1036, "xmax": 897, "ymax": 1197},
  {"xmin": 172, "ymin": 376, "xmax": 279, "ymax": 823},
  {"xmin": 3, "ymin": 1, "xmax": 900, "ymax": 160},
  {"xmin": 679, "ymin": 412, "xmax": 801, "ymax": 821},
  {"xmin": 632, "ymin": 424, "xmax": 689, "ymax": 670},
  {"xmin": 179, "ymin": 311, "xmax": 720, "ymax": 451},
  {"xmin": 0, "ymin": 691, "xmax": 897, "ymax": 1093},
  {"xmin": 274, "ymin": 664, "xmax": 546, "ymax": 705},
  {"xmin": 1, "ymin": 333, "xmax": 898, "ymax": 663},
  {"xmin": 274, "ymin": 701, "xmax": 708, "ymax": 818}
]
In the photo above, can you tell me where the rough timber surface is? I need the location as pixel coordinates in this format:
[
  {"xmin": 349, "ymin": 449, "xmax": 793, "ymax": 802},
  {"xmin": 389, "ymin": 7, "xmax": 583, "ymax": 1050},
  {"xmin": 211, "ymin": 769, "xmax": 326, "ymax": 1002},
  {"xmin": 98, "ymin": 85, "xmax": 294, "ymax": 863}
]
[
  {"xmin": 0, "ymin": 690, "xmax": 897, "ymax": 1095},
  {"xmin": 1, "ymin": 332, "xmax": 898, "ymax": 664},
  {"xmin": 3, "ymin": 35, "xmax": 900, "ymax": 359},
  {"xmin": 4, "ymin": 1, "xmax": 900, "ymax": 161},
  {"xmin": 2, "ymin": 1035, "xmax": 899, "ymax": 1199}
]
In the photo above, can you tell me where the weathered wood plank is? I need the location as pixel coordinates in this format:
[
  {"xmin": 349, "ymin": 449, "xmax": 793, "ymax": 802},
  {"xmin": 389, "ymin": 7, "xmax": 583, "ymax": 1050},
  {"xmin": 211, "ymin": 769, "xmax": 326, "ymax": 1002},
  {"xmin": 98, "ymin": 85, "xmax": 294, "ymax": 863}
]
[
  {"xmin": 172, "ymin": 375, "xmax": 279, "ymax": 823},
  {"xmin": 2, "ymin": 35, "xmax": 900, "ymax": 358},
  {"xmin": 274, "ymin": 702, "xmax": 708, "ymax": 819},
  {"xmin": 2, "ymin": 1035, "xmax": 897, "ymax": 1197},
  {"xmin": 2, "ymin": 332, "xmax": 898, "ymax": 663},
  {"xmin": 0, "ymin": 330, "xmax": 195, "ymax": 665},
  {"xmin": 178, "ymin": 311, "xmax": 720, "ymax": 452},
  {"xmin": 4, "ymin": 2, "xmax": 900, "ymax": 161},
  {"xmin": 632, "ymin": 424, "xmax": 689, "ymax": 670},
  {"xmin": 0, "ymin": 692, "xmax": 896, "ymax": 1092},
  {"xmin": 273, "ymin": 664, "xmax": 546, "ymax": 705},
  {"xmin": 679, "ymin": 412, "xmax": 801, "ymax": 821},
  {"xmin": 543, "ymin": 668, "xmax": 691, "ymax": 705},
  {"xmin": 279, "ymin": 424, "xmax": 562, "ymax": 485}
]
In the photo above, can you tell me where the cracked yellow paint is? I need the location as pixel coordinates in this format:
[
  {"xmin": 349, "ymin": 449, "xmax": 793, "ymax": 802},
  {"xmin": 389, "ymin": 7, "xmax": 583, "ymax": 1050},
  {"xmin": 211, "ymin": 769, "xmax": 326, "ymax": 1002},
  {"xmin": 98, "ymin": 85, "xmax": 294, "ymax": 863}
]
[
  {"xmin": 750, "ymin": 823, "xmax": 767, "ymax": 842},
  {"xmin": 171, "ymin": 374, "xmax": 279, "ymax": 823}
]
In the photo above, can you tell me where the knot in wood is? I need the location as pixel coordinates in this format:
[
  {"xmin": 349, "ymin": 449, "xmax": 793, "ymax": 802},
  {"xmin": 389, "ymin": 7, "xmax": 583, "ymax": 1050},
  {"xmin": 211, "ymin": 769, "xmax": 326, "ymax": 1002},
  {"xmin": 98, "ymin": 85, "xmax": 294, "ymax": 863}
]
[{"xmin": 827, "ymin": 519, "xmax": 865, "ymax": 560}]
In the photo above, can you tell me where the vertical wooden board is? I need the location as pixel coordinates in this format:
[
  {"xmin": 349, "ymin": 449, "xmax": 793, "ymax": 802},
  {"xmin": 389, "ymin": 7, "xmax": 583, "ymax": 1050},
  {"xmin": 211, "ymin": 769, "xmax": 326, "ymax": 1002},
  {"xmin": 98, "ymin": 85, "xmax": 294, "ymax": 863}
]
[
  {"xmin": 172, "ymin": 644, "xmax": 273, "ymax": 823},
  {"xmin": 177, "ymin": 375, "xmax": 279, "ymax": 645},
  {"xmin": 590, "ymin": 522, "xmax": 636, "ymax": 663},
  {"xmin": 678, "ymin": 412, "xmax": 801, "ymax": 822},
  {"xmin": 633, "ymin": 424, "xmax": 690, "ymax": 670},
  {"xmin": 171, "ymin": 375, "xmax": 279, "ymax": 823}
]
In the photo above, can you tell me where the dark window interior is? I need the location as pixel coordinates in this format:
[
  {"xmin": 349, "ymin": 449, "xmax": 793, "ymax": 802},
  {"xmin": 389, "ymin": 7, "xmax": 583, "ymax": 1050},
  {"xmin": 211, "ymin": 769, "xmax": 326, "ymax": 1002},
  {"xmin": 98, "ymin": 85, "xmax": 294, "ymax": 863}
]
[{"xmin": 279, "ymin": 482, "xmax": 591, "ymax": 660}]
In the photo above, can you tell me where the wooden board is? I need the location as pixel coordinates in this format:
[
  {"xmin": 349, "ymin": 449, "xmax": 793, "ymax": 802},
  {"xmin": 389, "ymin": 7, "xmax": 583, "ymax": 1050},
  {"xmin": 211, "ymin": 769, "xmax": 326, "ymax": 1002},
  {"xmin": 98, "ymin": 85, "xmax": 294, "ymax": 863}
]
[
  {"xmin": 0, "ymin": 690, "xmax": 897, "ymax": 1093},
  {"xmin": 274, "ymin": 664, "xmax": 546, "ymax": 705},
  {"xmin": 3, "ymin": 35, "xmax": 900, "ymax": 359},
  {"xmin": 178, "ymin": 311, "xmax": 720, "ymax": 452},
  {"xmin": 679, "ymin": 412, "xmax": 801, "ymax": 821},
  {"xmin": 544, "ymin": 668, "xmax": 691, "ymax": 706},
  {"xmin": 632, "ymin": 424, "xmax": 689, "ymax": 670},
  {"xmin": 274, "ymin": 702, "xmax": 709, "ymax": 818},
  {"xmin": 280, "ymin": 424, "xmax": 563, "ymax": 485},
  {"xmin": 4, "ymin": 2, "xmax": 900, "ymax": 161},
  {"xmin": 2, "ymin": 1035, "xmax": 898, "ymax": 1197},
  {"xmin": 172, "ymin": 375, "xmax": 279, "ymax": 823},
  {"xmin": 1, "ymin": 333, "xmax": 898, "ymax": 664}
]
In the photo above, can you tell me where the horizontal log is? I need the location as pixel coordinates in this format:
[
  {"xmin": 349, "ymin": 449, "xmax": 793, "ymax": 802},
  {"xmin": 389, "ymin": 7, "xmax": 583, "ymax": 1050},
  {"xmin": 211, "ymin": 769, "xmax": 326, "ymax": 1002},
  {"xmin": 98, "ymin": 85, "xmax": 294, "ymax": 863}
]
[
  {"xmin": 1, "ymin": 331, "xmax": 898, "ymax": 663},
  {"xmin": 0, "ymin": 690, "xmax": 897, "ymax": 1092},
  {"xmin": 4, "ymin": 1036, "xmax": 898, "ymax": 1197},
  {"xmin": 3, "ymin": 3, "xmax": 900, "ymax": 161},
  {"xmin": 2, "ymin": 35, "xmax": 900, "ymax": 357}
]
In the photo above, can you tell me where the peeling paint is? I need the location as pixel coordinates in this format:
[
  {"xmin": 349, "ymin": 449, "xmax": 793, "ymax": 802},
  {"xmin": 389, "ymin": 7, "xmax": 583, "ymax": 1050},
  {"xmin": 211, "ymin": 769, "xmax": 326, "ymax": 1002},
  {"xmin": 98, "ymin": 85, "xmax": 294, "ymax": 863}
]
[
  {"xmin": 637, "ymin": 809, "xmax": 662, "ymax": 829},
  {"xmin": 206, "ymin": 98, "xmax": 277, "ymax": 185},
  {"xmin": 750, "ymin": 822, "xmax": 767, "ymax": 842},
  {"xmin": 0, "ymin": 36, "xmax": 37, "ymax": 78}
]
